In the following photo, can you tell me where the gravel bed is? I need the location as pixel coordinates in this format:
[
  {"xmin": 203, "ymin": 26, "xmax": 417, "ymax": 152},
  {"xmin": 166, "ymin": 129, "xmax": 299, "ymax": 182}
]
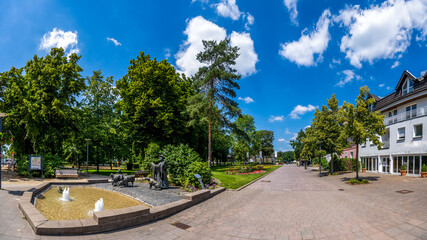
[{"xmin": 89, "ymin": 182, "xmax": 185, "ymax": 207}]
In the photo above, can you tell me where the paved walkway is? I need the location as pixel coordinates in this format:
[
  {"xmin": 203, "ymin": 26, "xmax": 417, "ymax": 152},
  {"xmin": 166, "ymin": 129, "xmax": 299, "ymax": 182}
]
[{"xmin": 2, "ymin": 165, "xmax": 427, "ymax": 239}]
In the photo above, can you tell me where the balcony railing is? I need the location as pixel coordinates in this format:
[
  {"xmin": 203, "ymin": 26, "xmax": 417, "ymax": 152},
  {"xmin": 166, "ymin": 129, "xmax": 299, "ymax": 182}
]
[{"xmin": 384, "ymin": 106, "xmax": 427, "ymax": 126}]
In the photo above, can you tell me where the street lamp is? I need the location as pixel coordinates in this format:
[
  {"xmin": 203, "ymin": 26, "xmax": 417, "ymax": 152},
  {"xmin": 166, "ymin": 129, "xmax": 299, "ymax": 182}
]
[
  {"xmin": 85, "ymin": 139, "xmax": 91, "ymax": 174},
  {"xmin": 0, "ymin": 113, "xmax": 8, "ymax": 189}
]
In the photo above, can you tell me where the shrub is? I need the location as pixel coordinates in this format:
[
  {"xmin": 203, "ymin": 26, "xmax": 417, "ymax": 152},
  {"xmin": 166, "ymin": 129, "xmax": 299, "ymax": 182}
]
[
  {"xmin": 362, "ymin": 161, "xmax": 366, "ymax": 169},
  {"xmin": 182, "ymin": 161, "xmax": 211, "ymax": 188},
  {"xmin": 350, "ymin": 158, "xmax": 360, "ymax": 171},
  {"xmin": 16, "ymin": 154, "xmax": 29, "ymax": 176},
  {"xmin": 160, "ymin": 144, "xmax": 202, "ymax": 185},
  {"xmin": 330, "ymin": 155, "xmax": 348, "ymax": 172},
  {"xmin": 42, "ymin": 154, "xmax": 62, "ymax": 178},
  {"xmin": 400, "ymin": 164, "xmax": 406, "ymax": 171},
  {"xmin": 142, "ymin": 142, "xmax": 162, "ymax": 171},
  {"xmin": 421, "ymin": 164, "xmax": 427, "ymax": 172},
  {"xmin": 348, "ymin": 178, "xmax": 369, "ymax": 184}
]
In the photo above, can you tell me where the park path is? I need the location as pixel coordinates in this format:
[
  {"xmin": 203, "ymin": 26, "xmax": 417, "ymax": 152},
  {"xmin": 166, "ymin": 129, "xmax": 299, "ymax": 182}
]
[{"xmin": 2, "ymin": 165, "xmax": 427, "ymax": 239}]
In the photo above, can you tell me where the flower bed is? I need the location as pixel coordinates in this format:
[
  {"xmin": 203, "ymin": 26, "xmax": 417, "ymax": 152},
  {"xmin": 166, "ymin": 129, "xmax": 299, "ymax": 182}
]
[{"xmin": 226, "ymin": 170, "xmax": 266, "ymax": 175}]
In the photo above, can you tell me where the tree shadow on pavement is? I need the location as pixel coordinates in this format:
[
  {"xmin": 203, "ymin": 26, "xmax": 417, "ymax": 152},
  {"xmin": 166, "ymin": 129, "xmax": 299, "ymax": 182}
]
[{"xmin": 340, "ymin": 176, "xmax": 380, "ymax": 182}]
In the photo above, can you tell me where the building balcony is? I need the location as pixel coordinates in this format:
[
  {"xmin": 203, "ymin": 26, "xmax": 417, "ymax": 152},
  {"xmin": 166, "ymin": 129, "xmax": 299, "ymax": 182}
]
[{"xmin": 384, "ymin": 106, "xmax": 427, "ymax": 126}]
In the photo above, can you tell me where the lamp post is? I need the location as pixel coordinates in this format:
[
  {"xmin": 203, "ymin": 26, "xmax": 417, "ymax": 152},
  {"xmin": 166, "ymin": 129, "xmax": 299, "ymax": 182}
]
[
  {"xmin": 85, "ymin": 139, "xmax": 91, "ymax": 174},
  {"xmin": 0, "ymin": 113, "xmax": 8, "ymax": 189}
]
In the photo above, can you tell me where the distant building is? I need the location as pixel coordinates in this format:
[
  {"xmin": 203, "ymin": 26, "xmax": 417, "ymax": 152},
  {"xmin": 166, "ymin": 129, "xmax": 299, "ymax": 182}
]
[
  {"xmin": 340, "ymin": 144, "xmax": 356, "ymax": 159},
  {"xmin": 359, "ymin": 70, "xmax": 427, "ymax": 176}
]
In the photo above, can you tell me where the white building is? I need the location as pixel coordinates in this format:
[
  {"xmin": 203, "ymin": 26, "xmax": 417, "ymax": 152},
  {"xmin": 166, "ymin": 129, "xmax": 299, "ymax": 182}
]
[{"xmin": 359, "ymin": 70, "xmax": 427, "ymax": 176}]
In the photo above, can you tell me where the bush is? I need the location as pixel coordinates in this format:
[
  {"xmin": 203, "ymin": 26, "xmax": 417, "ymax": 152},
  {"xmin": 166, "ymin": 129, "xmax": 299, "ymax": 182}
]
[
  {"xmin": 182, "ymin": 161, "xmax": 212, "ymax": 189},
  {"xmin": 16, "ymin": 154, "xmax": 62, "ymax": 178},
  {"xmin": 350, "ymin": 158, "xmax": 360, "ymax": 171},
  {"xmin": 421, "ymin": 164, "xmax": 427, "ymax": 172},
  {"xmin": 16, "ymin": 154, "xmax": 29, "ymax": 176},
  {"xmin": 330, "ymin": 155, "xmax": 348, "ymax": 172},
  {"xmin": 348, "ymin": 178, "xmax": 369, "ymax": 184},
  {"xmin": 161, "ymin": 144, "xmax": 202, "ymax": 185},
  {"xmin": 400, "ymin": 164, "xmax": 406, "ymax": 170},
  {"xmin": 133, "ymin": 163, "xmax": 140, "ymax": 170},
  {"xmin": 142, "ymin": 142, "xmax": 162, "ymax": 171}
]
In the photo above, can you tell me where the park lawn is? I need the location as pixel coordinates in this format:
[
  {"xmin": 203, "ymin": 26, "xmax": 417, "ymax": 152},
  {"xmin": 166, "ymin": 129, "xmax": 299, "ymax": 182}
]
[
  {"xmin": 87, "ymin": 169, "xmax": 135, "ymax": 176},
  {"xmin": 211, "ymin": 165, "xmax": 281, "ymax": 189}
]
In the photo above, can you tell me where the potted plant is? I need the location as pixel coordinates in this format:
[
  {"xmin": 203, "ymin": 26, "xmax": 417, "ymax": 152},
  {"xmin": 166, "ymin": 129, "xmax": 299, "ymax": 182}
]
[
  {"xmin": 400, "ymin": 164, "xmax": 407, "ymax": 176},
  {"xmin": 362, "ymin": 162, "xmax": 366, "ymax": 173},
  {"xmin": 421, "ymin": 164, "xmax": 427, "ymax": 178}
]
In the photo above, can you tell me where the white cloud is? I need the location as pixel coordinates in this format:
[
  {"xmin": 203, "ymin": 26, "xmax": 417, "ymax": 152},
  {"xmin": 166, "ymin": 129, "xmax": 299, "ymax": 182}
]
[
  {"xmin": 290, "ymin": 133, "xmax": 298, "ymax": 140},
  {"xmin": 164, "ymin": 48, "xmax": 171, "ymax": 59},
  {"xmin": 175, "ymin": 16, "xmax": 258, "ymax": 77},
  {"xmin": 279, "ymin": 10, "xmax": 331, "ymax": 67},
  {"xmin": 40, "ymin": 28, "xmax": 79, "ymax": 56},
  {"xmin": 386, "ymin": 86, "xmax": 391, "ymax": 90},
  {"xmin": 304, "ymin": 125, "xmax": 311, "ymax": 129},
  {"xmin": 289, "ymin": 104, "xmax": 317, "ymax": 119},
  {"xmin": 269, "ymin": 115, "xmax": 284, "ymax": 122},
  {"xmin": 285, "ymin": 128, "xmax": 292, "ymax": 135},
  {"xmin": 391, "ymin": 61, "xmax": 400, "ymax": 69},
  {"xmin": 284, "ymin": 0, "xmax": 299, "ymax": 25},
  {"xmin": 335, "ymin": 0, "xmax": 427, "ymax": 68},
  {"xmin": 106, "ymin": 37, "xmax": 121, "ymax": 46},
  {"xmin": 336, "ymin": 69, "xmax": 361, "ymax": 87},
  {"xmin": 278, "ymin": 138, "xmax": 288, "ymax": 142},
  {"xmin": 379, "ymin": 83, "xmax": 385, "ymax": 87},
  {"xmin": 230, "ymin": 31, "xmax": 259, "ymax": 77},
  {"xmin": 245, "ymin": 12, "xmax": 255, "ymax": 30},
  {"xmin": 238, "ymin": 96, "xmax": 254, "ymax": 103},
  {"xmin": 216, "ymin": 0, "xmax": 242, "ymax": 20}
]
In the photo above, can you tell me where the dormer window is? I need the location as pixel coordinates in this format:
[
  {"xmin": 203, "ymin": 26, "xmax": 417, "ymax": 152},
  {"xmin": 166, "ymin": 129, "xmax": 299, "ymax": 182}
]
[{"xmin": 402, "ymin": 78, "xmax": 414, "ymax": 95}]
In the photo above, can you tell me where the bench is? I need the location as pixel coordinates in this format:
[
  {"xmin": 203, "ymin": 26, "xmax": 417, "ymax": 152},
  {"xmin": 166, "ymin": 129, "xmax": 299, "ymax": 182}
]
[{"xmin": 55, "ymin": 169, "xmax": 79, "ymax": 179}]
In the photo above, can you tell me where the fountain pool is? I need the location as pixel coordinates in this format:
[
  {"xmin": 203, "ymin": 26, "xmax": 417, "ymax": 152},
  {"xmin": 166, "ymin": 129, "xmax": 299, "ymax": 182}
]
[{"xmin": 35, "ymin": 186, "xmax": 148, "ymax": 220}]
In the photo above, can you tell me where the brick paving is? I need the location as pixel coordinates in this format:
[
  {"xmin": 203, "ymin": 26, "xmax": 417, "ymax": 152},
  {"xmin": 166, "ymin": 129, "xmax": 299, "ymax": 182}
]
[{"xmin": 2, "ymin": 165, "xmax": 427, "ymax": 239}]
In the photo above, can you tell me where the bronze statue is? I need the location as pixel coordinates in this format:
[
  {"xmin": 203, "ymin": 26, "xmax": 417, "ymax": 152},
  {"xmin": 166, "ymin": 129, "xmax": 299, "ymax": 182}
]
[{"xmin": 149, "ymin": 155, "xmax": 169, "ymax": 190}]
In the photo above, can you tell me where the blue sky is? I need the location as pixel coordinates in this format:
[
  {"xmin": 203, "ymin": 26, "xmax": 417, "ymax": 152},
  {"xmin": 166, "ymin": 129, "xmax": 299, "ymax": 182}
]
[{"xmin": 1, "ymin": 0, "xmax": 426, "ymax": 152}]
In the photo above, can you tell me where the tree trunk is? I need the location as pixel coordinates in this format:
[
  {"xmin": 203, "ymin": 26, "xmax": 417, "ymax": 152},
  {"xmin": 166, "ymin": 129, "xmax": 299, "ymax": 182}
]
[
  {"xmin": 356, "ymin": 144, "xmax": 359, "ymax": 180},
  {"xmin": 330, "ymin": 153, "xmax": 334, "ymax": 174},
  {"xmin": 304, "ymin": 161, "xmax": 307, "ymax": 169}
]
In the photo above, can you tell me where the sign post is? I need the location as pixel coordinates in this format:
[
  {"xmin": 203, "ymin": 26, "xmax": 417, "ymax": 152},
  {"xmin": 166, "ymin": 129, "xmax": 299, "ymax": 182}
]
[
  {"xmin": 29, "ymin": 155, "xmax": 43, "ymax": 177},
  {"xmin": 194, "ymin": 174, "xmax": 205, "ymax": 189}
]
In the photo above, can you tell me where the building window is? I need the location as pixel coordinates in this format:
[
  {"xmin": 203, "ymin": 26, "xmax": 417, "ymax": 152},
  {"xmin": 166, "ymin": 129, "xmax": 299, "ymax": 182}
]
[
  {"xmin": 402, "ymin": 78, "xmax": 414, "ymax": 95},
  {"xmin": 350, "ymin": 152, "xmax": 353, "ymax": 158},
  {"xmin": 345, "ymin": 152, "xmax": 348, "ymax": 158},
  {"xmin": 398, "ymin": 127, "xmax": 405, "ymax": 140},
  {"xmin": 406, "ymin": 104, "xmax": 417, "ymax": 119},
  {"xmin": 361, "ymin": 142, "xmax": 366, "ymax": 147},
  {"xmin": 414, "ymin": 124, "xmax": 423, "ymax": 138}
]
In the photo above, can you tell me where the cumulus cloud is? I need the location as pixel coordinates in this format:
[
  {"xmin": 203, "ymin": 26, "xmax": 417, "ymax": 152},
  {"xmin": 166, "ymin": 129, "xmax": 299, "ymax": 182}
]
[
  {"xmin": 336, "ymin": 69, "xmax": 361, "ymax": 87},
  {"xmin": 290, "ymin": 132, "xmax": 298, "ymax": 140},
  {"xmin": 379, "ymin": 83, "xmax": 385, "ymax": 87},
  {"xmin": 216, "ymin": 0, "xmax": 242, "ymax": 20},
  {"xmin": 238, "ymin": 96, "xmax": 254, "ymax": 103},
  {"xmin": 269, "ymin": 115, "xmax": 284, "ymax": 122},
  {"xmin": 391, "ymin": 61, "xmax": 400, "ymax": 69},
  {"xmin": 175, "ymin": 16, "xmax": 258, "ymax": 77},
  {"xmin": 285, "ymin": 128, "xmax": 293, "ymax": 135},
  {"xmin": 289, "ymin": 104, "xmax": 317, "ymax": 119},
  {"xmin": 164, "ymin": 48, "xmax": 171, "ymax": 59},
  {"xmin": 284, "ymin": 0, "xmax": 299, "ymax": 25},
  {"xmin": 106, "ymin": 37, "xmax": 121, "ymax": 46},
  {"xmin": 335, "ymin": 0, "xmax": 427, "ymax": 68},
  {"xmin": 278, "ymin": 138, "xmax": 288, "ymax": 142},
  {"xmin": 387, "ymin": 86, "xmax": 391, "ymax": 90},
  {"xmin": 245, "ymin": 12, "xmax": 255, "ymax": 30},
  {"xmin": 279, "ymin": 10, "xmax": 331, "ymax": 66},
  {"xmin": 40, "ymin": 28, "xmax": 79, "ymax": 56}
]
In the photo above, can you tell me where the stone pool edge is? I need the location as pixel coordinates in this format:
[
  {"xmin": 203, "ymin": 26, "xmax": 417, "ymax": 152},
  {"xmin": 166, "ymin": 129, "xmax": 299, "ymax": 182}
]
[{"xmin": 18, "ymin": 179, "xmax": 225, "ymax": 235}]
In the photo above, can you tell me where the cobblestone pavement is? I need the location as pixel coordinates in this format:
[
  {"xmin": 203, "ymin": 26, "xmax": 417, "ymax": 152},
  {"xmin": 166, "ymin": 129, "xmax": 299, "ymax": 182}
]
[{"xmin": 2, "ymin": 165, "xmax": 427, "ymax": 239}]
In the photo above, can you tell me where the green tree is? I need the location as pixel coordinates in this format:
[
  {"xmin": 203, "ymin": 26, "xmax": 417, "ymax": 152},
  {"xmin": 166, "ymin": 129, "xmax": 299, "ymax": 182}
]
[
  {"xmin": 81, "ymin": 70, "xmax": 119, "ymax": 172},
  {"xmin": 255, "ymin": 130, "xmax": 274, "ymax": 162},
  {"xmin": 193, "ymin": 38, "xmax": 241, "ymax": 167},
  {"xmin": 341, "ymin": 86, "xmax": 385, "ymax": 180},
  {"xmin": 290, "ymin": 129, "xmax": 306, "ymax": 162},
  {"xmin": 231, "ymin": 114, "xmax": 256, "ymax": 161},
  {"xmin": 301, "ymin": 126, "xmax": 317, "ymax": 168},
  {"xmin": 0, "ymin": 48, "xmax": 85, "ymax": 156},
  {"xmin": 116, "ymin": 52, "xmax": 192, "ymax": 159},
  {"xmin": 310, "ymin": 94, "xmax": 346, "ymax": 173}
]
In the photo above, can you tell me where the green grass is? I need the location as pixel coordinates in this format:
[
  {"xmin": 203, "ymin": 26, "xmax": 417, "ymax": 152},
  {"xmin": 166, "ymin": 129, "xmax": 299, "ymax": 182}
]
[
  {"xmin": 87, "ymin": 169, "xmax": 135, "ymax": 176},
  {"xmin": 211, "ymin": 165, "xmax": 281, "ymax": 189}
]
